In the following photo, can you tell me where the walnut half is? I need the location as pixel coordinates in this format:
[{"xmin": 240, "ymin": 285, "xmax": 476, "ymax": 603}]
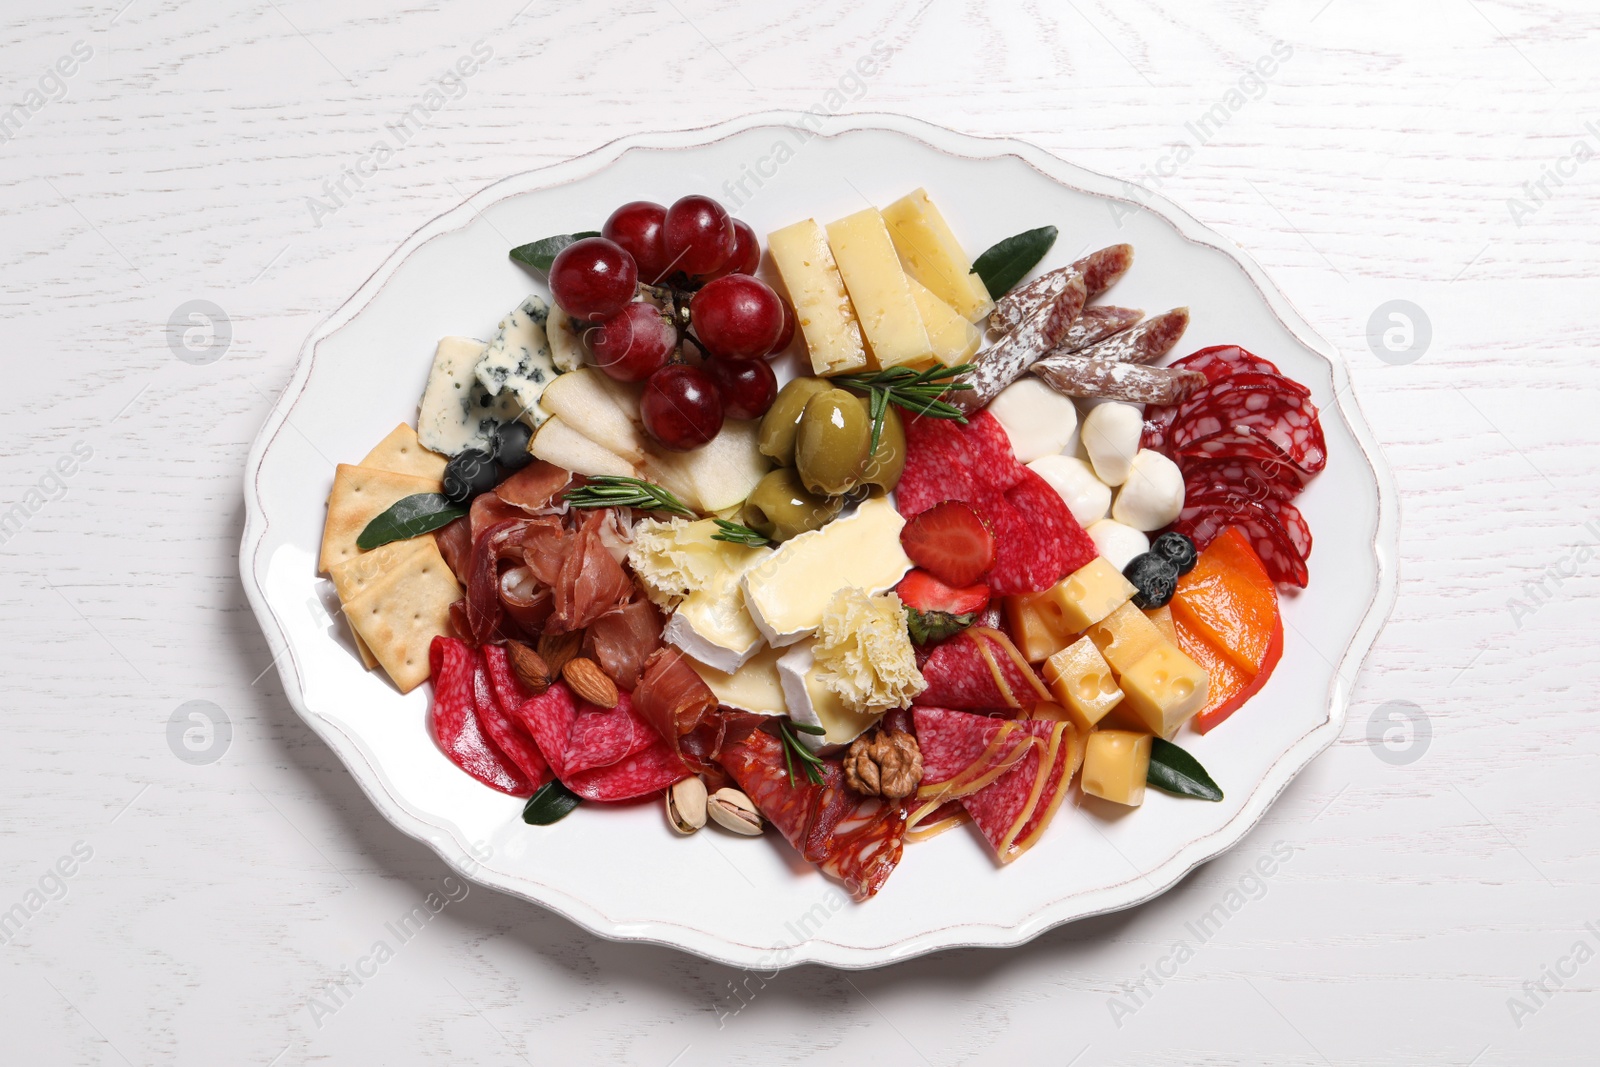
[{"xmin": 844, "ymin": 729, "xmax": 923, "ymax": 800}]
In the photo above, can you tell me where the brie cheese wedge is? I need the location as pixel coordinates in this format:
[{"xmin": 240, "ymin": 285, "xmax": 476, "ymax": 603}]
[{"xmin": 777, "ymin": 641, "xmax": 886, "ymax": 751}]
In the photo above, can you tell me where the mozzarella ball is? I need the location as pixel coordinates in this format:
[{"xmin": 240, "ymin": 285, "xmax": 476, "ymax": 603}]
[
  {"xmin": 1028, "ymin": 454, "xmax": 1111, "ymax": 527},
  {"xmin": 1087, "ymin": 519, "xmax": 1150, "ymax": 572},
  {"xmin": 1081, "ymin": 401, "xmax": 1144, "ymax": 486},
  {"xmin": 988, "ymin": 378, "xmax": 1080, "ymax": 462},
  {"xmin": 1111, "ymin": 449, "xmax": 1186, "ymax": 532}
]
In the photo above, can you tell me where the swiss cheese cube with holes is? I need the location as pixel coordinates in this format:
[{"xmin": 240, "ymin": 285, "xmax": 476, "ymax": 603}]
[
  {"xmin": 1049, "ymin": 558, "xmax": 1138, "ymax": 634},
  {"xmin": 1082, "ymin": 730, "xmax": 1153, "ymax": 807},
  {"xmin": 1043, "ymin": 636, "xmax": 1124, "ymax": 734},
  {"xmin": 1118, "ymin": 641, "xmax": 1210, "ymax": 738},
  {"xmin": 1086, "ymin": 600, "xmax": 1165, "ymax": 675}
]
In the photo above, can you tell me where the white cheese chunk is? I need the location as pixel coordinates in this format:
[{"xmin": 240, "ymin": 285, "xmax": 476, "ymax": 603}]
[
  {"xmin": 988, "ymin": 378, "xmax": 1081, "ymax": 462},
  {"xmin": 777, "ymin": 640, "xmax": 886, "ymax": 750},
  {"xmin": 417, "ymin": 336, "xmax": 522, "ymax": 456},
  {"xmin": 690, "ymin": 646, "xmax": 787, "ymax": 716},
  {"xmin": 1086, "ymin": 518, "xmax": 1150, "ymax": 572},
  {"xmin": 661, "ymin": 538, "xmax": 770, "ymax": 673},
  {"xmin": 1028, "ymin": 454, "xmax": 1111, "ymax": 527},
  {"xmin": 1111, "ymin": 449, "xmax": 1186, "ymax": 531},
  {"xmin": 1081, "ymin": 401, "xmax": 1144, "ymax": 486},
  {"xmin": 544, "ymin": 304, "xmax": 587, "ymax": 372},
  {"xmin": 811, "ymin": 588, "xmax": 926, "ymax": 711},
  {"xmin": 741, "ymin": 497, "xmax": 913, "ymax": 647},
  {"xmin": 475, "ymin": 295, "xmax": 561, "ymax": 428}
]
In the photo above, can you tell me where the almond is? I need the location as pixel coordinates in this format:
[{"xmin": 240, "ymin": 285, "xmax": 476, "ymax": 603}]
[
  {"xmin": 562, "ymin": 656, "xmax": 618, "ymax": 708},
  {"xmin": 537, "ymin": 630, "xmax": 583, "ymax": 677},
  {"xmin": 505, "ymin": 641, "xmax": 550, "ymax": 694}
]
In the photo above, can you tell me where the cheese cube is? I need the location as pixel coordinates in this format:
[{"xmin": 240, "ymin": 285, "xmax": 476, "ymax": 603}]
[
  {"xmin": 825, "ymin": 208, "xmax": 934, "ymax": 369},
  {"xmin": 881, "ymin": 188, "xmax": 995, "ymax": 322},
  {"xmin": 767, "ymin": 219, "xmax": 868, "ymax": 375},
  {"xmin": 1087, "ymin": 601, "xmax": 1165, "ymax": 675},
  {"xmin": 1043, "ymin": 637, "xmax": 1124, "ymax": 734},
  {"xmin": 1004, "ymin": 592, "xmax": 1074, "ymax": 663},
  {"xmin": 1118, "ymin": 641, "xmax": 1210, "ymax": 737},
  {"xmin": 1082, "ymin": 730, "xmax": 1152, "ymax": 806},
  {"xmin": 906, "ymin": 277, "xmax": 981, "ymax": 367},
  {"xmin": 1144, "ymin": 605, "xmax": 1178, "ymax": 645},
  {"xmin": 1047, "ymin": 558, "xmax": 1138, "ymax": 633}
]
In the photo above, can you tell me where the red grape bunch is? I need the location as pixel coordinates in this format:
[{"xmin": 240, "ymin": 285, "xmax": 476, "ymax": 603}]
[{"xmin": 544, "ymin": 193, "xmax": 794, "ymax": 452}]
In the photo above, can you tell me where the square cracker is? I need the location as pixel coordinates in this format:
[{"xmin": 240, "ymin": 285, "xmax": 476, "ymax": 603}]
[
  {"xmin": 361, "ymin": 423, "xmax": 448, "ymax": 487},
  {"xmin": 318, "ymin": 464, "xmax": 441, "ymax": 574},
  {"xmin": 343, "ymin": 537, "xmax": 461, "ymax": 693},
  {"xmin": 328, "ymin": 536, "xmax": 435, "ymax": 670}
]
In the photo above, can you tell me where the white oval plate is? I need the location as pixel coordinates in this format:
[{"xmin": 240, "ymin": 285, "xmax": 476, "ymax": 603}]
[{"xmin": 241, "ymin": 112, "xmax": 1397, "ymax": 970}]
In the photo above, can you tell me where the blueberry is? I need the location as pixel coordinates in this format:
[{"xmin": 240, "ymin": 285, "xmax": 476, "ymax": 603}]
[
  {"xmin": 442, "ymin": 448, "xmax": 497, "ymax": 505},
  {"xmin": 492, "ymin": 421, "xmax": 533, "ymax": 471},
  {"xmin": 1123, "ymin": 552, "xmax": 1179, "ymax": 609},
  {"xmin": 1150, "ymin": 531, "xmax": 1198, "ymax": 576}
]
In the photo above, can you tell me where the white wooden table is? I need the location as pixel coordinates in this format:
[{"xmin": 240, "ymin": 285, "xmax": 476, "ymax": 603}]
[{"xmin": 4, "ymin": 1, "xmax": 1595, "ymax": 1063}]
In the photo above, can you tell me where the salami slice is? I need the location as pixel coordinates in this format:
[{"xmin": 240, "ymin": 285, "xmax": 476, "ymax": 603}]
[
  {"xmin": 1049, "ymin": 306, "xmax": 1144, "ymax": 356},
  {"xmin": 563, "ymin": 691, "xmax": 656, "ymax": 775},
  {"xmin": 512, "ymin": 680, "xmax": 688, "ymax": 798},
  {"xmin": 475, "ymin": 646, "xmax": 553, "ymax": 787},
  {"xmin": 716, "ymin": 717, "xmax": 908, "ymax": 901},
  {"xmin": 1178, "ymin": 456, "xmax": 1307, "ymax": 502},
  {"xmin": 1140, "ymin": 402, "xmax": 1181, "ymax": 458},
  {"xmin": 896, "ymin": 417, "xmax": 987, "ymax": 518},
  {"xmin": 1268, "ymin": 497, "xmax": 1313, "ymax": 561},
  {"xmin": 1172, "ymin": 501, "xmax": 1308, "ymax": 588},
  {"xmin": 1171, "ymin": 345, "xmax": 1310, "ymax": 396},
  {"xmin": 1173, "ymin": 390, "xmax": 1326, "ymax": 474},
  {"xmin": 911, "ymin": 707, "xmax": 1038, "ymax": 802},
  {"xmin": 1008, "ymin": 721, "xmax": 1077, "ymax": 855},
  {"xmin": 564, "ymin": 739, "xmax": 690, "ymax": 802},
  {"xmin": 990, "ymin": 467, "xmax": 1097, "ymax": 594},
  {"xmin": 954, "ymin": 274, "xmax": 1086, "ymax": 411},
  {"xmin": 915, "ymin": 628, "xmax": 1050, "ymax": 711},
  {"xmin": 1032, "ymin": 356, "xmax": 1206, "ymax": 405},
  {"xmin": 991, "ymin": 244, "xmax": 1134, "ymax": 332},
  {"xmin": 428, "ymin": 637, "xmax": 536, "ymax": 796},
  {"xmin": 959, "ymin": 718, "xmax": 1069, "ymax": 862}
]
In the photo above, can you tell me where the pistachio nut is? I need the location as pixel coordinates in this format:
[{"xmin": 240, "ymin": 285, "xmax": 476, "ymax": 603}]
[
  {"xmin": 707, "ymin": 787, "xmax": 764, "ymax": 836},
  {"xmin": 666, "ymin": 777, "xmax": 708, "ymax": 835}
]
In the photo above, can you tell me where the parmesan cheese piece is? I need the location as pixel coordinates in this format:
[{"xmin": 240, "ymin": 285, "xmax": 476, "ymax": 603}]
[
  {"xmin": 811, "ymin": 588, "xmax": 926, "ymax": 711},
  {"xmin": 825, "ymin": 208, "xmax": 934, "ymax": 369},
  {"xmin": 767, "ymin": 219, "xmax": 868, "ymax": 375},
  {"xmin": 882, "ymin": 188, "xmax": 995, "ymax": 322}
]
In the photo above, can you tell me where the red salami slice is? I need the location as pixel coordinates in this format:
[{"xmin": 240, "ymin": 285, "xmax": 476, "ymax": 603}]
[
  {"xmin": 427, "ymin": 637, "xmax": 536, "ymax": 796},
  {"xmin": 1179, "ymin": 456, "xmax": 1307, "ymax": 502},
  {"xmin": 912, "ymin": 707, "xmax": 1037, "ymax": 801},
  {"xmin": 960, "ymin": 718, "xmax": 1068, "ymax": 862},
  {"xmin": 915, "ymin": 628, "xmax": 1049, "ymax": 711},
  {"xmin": 717, "ymin": 717, "xmax": 907, "ymax": 900},
  {"xmin": 1177, "ymin": 372, "xmax": 1312, "ymax": 425},
  {"xmin": 563, "ymin": 691, "xmax": 656, "ymax": 776},
  {"xmin": 475, "ymin": 646, "xmax": 552, "ymax": 788},
  {"xmin": 963, "ymin": 410, "xmax": 1029, "ymax": 491},
  {"xmin": 988, "ymin": 467, "xmax": 1096, "ymax": 594},
  {"xmin": 564, "ymin": 739, "xmax": 690, "ymax": 802},
  {"xmin": 1009, "ymin": 721, "xmax": 1076, "ymax": 855},
  {"xmin": 897, "ymin": 417, "xmax": 986, "ymax": 518},
  {"xmin": 1174, "ymin": 389, "xmax": 1326, "ymax": 474},
  {"xmin": 1171, "ymin": 345, "xmax": 1310, "ymax": 396},
  {"xmin": 1140, "ymin": 402, "xmax": 1180, "ymax": 458},
  {"xmin": 1269, "ymin": 497, "xmax": 1313, "ymax": 561},
  {"xmin": 512, "ymin": 683, "xmax": 580, "ymax": 779},
  {"xmin": 1172, "ymin": 501, "xmax": 1308, "ymax": 587}
]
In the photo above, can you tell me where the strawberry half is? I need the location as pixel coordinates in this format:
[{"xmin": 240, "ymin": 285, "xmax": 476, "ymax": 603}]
[
  {"xmin": 899, "ymin": 500, "xmax": 997, "ymax": 587},
  {"xmin": 896, "ymin": 569, "xmax": 991, "ymax": 617}
]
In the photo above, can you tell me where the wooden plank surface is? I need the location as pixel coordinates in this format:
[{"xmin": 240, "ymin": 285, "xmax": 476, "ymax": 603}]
[{"xmin": 1, "ymin": 0, "xmax": 1597, "ymax": 1062}]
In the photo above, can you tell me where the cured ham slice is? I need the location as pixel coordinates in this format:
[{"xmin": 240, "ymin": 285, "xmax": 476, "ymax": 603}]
[
  {"xmin": 632, "ymin": 647, "xmax": 718, "ymax": 757},
  {"xmin": 547, "ymin": 510, "xmax": 634, "ymax": 633},
  {"xmin": 584, "ymin": 598, "xmax": 662, "ymax": 690},
  {"xmin": 716, "ymin": 716, "xmax": 908, "ymax": 901},
  {"xmin": 493, "ymin": 460, "xmax": 571, "ymax": 511},
  {"xmin": 427, "ymin": 637, "xmax": 536, "ymax": 796},
  {"xmin": 915, "ymin": 627, "xmax": 1051, "ymax": 712}
]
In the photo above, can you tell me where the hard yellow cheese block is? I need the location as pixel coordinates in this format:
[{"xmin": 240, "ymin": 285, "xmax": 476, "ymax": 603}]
[
  {"xmin": 907, "ymin": 277, "xmax": 982, "ymax": 367},
  {"xmin": 1087, "ymin": 601, "xmax": 1165, "ymax": 675},
  {"xmin": 825, "ymin": 208, "xmax": 934, "ymax": 369},
  {"xmin": 1043, "ymin": 636, "xmax": 1124, "ymax": 734},
  {"xmin": 741, "ymin": 497, "xmax": 912, "ymax": 647},
  {"xmin": 1118, "ymin": 641, "xmax": 1210, "ymax": 738},
  {"xmin": 1082, "ymin": 730, "xmax": 1152, "ymax": 807},
  {"xmin": 767, "ymin": 219, "xmax": 867, "ymax": 375},
  {"xmin": 881, "ymin": 188, "xmax": 995, "ymax": 322}
]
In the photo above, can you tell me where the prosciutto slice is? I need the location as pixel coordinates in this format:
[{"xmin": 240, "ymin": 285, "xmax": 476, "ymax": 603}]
[
  {"xmin": 716, "ymin": 716, "xmax": 908, "ymax": 901},
  {"xmin": 494, "ymin": 460, "xmax": 571, "ymax": 511},
  {"xmin": 547, "ymin": 510, "xmax": 634, "ymax": 632},
  {"xmin": 585, "ymin": 598, "xmax": 662, "ymax": 690},
  {"xmin": 632, "ymin": 647, "xmax": 718, "ymax": 756}
]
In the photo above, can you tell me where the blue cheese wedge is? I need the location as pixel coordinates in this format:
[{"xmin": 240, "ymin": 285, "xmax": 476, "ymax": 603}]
[
  {"xmin": 740, "ymin": 497, "xmax": 913, "ymax": 647},
  {"xmin": 417, "ymin": 336, "xmax": 523, "ymax": 457},
  {"xmin": 777, "ymin": 640, "xmax": 886, "ymax": 750},
  {"xmin": 474, "ymin": 295, "xmax": 561, "ymax": 428}
]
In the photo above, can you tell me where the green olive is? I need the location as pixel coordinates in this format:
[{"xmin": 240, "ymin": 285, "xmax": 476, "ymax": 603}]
[
  {"xmin": 795, "ymin": 388, "xmax": 872, "ymax": 496},
  {"xmin": 757, "ymin": 377, "xmax": 832, "ymax": 467},
  {"xmin": 857, "ymin": 401, "xmax": 905, "ymax": 494},
  {"xmin": 742, "ymin": 468, "xmax": 843, "ymax": 543}
]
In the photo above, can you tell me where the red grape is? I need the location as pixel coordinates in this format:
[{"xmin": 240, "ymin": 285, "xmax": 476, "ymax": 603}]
[
  {"xmin": 589, "ymin": 301, "xmax": 676, "ymax": 382},
  {"xmin": 696, "ymin": 219, "xmax": 761, "ymax": 282},
  {"xmin": 706, "ymin": 357, "xmax": 778, "ymax": 420},
  {"xmin": 549, "ymin": 236, "xmax": 637, "ymax": 320},
  {"xmin": 641, "ymin": 364, "xmax": 723, "ymax": 451},
  {"xmin": 769, "ymin": 297, "xmax": 796, "ymax": 354},
  {"xmin": 602, "ymin": 201, "xmax": 672, "ymax": 284},
  {"xmin": 663, "ymin": 195, "xmax": 735, "ymax": 277},
  {"xmin": 690, "ymin": 275, "xmax": 785, "ymax": 361}
]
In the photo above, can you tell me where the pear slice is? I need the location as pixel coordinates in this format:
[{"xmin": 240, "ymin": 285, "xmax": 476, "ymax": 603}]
[
  {"xmin": 530, "ymin": 417, "xmax": 636, "ymax": 479},
  {"xmin": 641, "ymin": 419, "xmax": 769, "ymax": 514},
  {"xmin": 537, "ymin": 368, "xmax": 649, "ymax": 465}
]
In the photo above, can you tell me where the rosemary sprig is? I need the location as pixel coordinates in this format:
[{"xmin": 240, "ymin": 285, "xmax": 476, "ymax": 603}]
[
  {"xmin": 710, "ymin": 518, "xmax": 772, "ymax": 547},
  {"xmin": 832, "ymin": 363, "xmax": 976, "ymax": 453},
  {"xmin": 777, "ymin": 719, "xmax": 827, "ymax": 786},
  {"xmin": 563, "ymin": 476, "xmax": 695, "ymax": 517}
]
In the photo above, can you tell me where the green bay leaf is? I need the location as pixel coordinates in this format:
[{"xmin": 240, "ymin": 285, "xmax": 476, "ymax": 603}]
[
  {"xmin": 510, "ymin": 231, "xmax": 601, "ymax": 272},
  {"xmin": 971, "ymin": 225, "xmax": 1058, "ymax": 297},
  {"xmin": 1146, "ymin": 737, "xmax": 1223, "ymax": 801},
  {"xmin": 355, "ymin": 493, "xmax": 466, "ymax": 551},
  {"xmin": 522, "ymin": 780, "xmax": 582, "ymax": 824}
]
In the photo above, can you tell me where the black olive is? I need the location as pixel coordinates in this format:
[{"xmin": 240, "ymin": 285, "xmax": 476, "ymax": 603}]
[
  {"xmin": 442, "ymin": 448, "xmax": 498, "ymax": 505},
  {"xmin": 1150, "ymin": 531, "xmax": 1198, "ymax": 576},
  {"xmin": 1123, "ymin": 552, "xmax": 1179, "ymax": 609},
  {"xmin": 492, "ymin": 421, "xmax": 534, "ymax": 471}
]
